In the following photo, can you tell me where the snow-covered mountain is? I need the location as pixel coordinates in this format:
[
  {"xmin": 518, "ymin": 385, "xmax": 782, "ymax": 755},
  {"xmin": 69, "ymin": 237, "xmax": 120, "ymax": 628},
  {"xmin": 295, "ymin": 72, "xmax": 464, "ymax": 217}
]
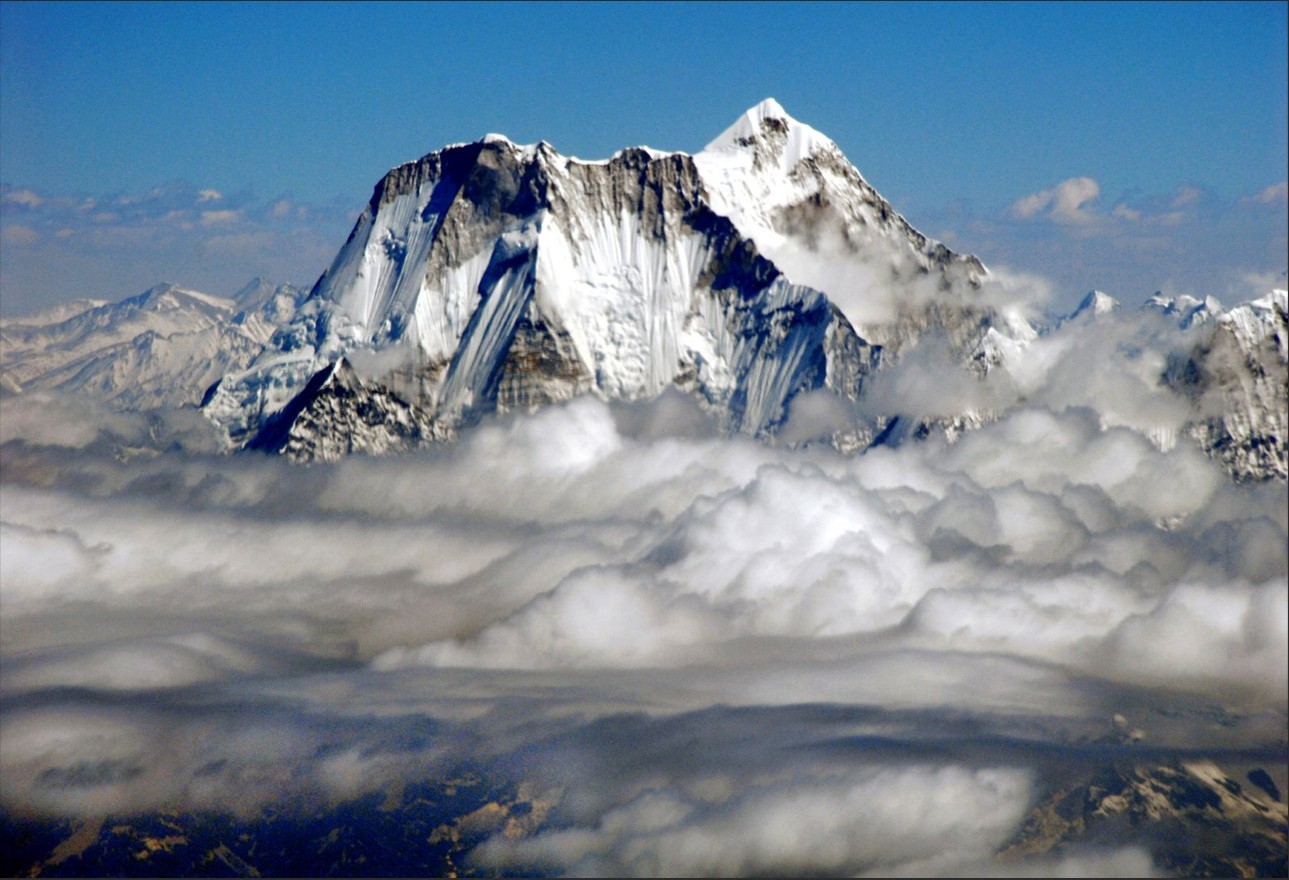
[
  {"xmin": 4, "ymin": 101, "xmax": 1283, "ymax": 482},
  {"xmin": 0, "ymin": 280, "xmax": 306, "ymax": 410},
  {"xmin": 200, "ymin": 99, "xmax": 1024, "ymax": 458},
  {"xmin": 1059, "ymin": 289, "xmax": 1120, "ymax": 327}
]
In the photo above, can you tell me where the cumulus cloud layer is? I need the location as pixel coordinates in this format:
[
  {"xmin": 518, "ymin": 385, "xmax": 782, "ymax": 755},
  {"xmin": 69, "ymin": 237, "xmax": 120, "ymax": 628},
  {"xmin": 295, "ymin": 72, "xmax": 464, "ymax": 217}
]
[{"xmin": 0, "ymin": 375, "xmax": 1285, "ymax": 874}]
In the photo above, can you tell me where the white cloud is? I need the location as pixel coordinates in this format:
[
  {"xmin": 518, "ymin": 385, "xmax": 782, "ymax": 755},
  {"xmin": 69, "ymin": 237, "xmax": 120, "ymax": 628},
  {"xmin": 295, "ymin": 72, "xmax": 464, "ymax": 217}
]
[
  {"xmin": 1010, "ymin": 177, "xmax": 1100, "ymax": 224},
  {"xmin": 1233, "ymin": 269, "xmax": 1289, "ymax": 300},
  {"xmin": 958, "ymin": 175, "xmax": 1286, "ymax": 315},
  {"xmin": 1245, "ymin": 180, "xmax": 1288, "ymax": 205},
  {"xmin": 0, "ymin": 224, "xmax": 40, "ymax": 246},
  {"xmin": 0, "ymin": 182, "xmax": 356, "ymax": 316},
  {"xmin": 1169, "ymin": 185, "xmax": 1202, "ymax": 209},
  {"xmin": 3, "ymin": 632, "xmax": 280, "ymax": 692},
  {"xmin": 0, "ymin": 338, "xmax": 1284, "ymax": 875},
  {"xmin": 199, "ymin": 209, "xmax": 241, "ymax": 226},
  {"xmin": 1044, "ymin": 182, "xmax": 1213, "ymax": 231},
  {"xmin": 1010, "ymin": 191, "xmax": 1051, "ymax": 221},
  {"xmin": 473, "ymin": 765, "xmax": 1033, "ymax": 876},
  {"xmin": 1099, "ymin": 580, "xmax": 1288, "ymax": 702},
  {"xmin": 1, "ymin": 188, "xmax": 44, "ymax": 208}
]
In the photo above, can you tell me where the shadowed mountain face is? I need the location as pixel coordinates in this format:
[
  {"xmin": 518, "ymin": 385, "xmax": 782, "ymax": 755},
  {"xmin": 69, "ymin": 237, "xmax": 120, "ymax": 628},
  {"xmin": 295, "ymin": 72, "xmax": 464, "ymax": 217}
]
[
  {"xmin": 1160, "ymin": 291, "xmax": 1289, "ymax": 482},
  {"xmin": 1003, "ymin": 758, "xmax": 1288, "ymax": 878}
]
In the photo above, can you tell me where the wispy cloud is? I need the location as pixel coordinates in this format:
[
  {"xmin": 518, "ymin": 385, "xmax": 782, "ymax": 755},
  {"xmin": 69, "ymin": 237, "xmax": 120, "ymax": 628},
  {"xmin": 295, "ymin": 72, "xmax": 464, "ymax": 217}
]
[
  {"xmin": 1, "ymin": 188, "xmax": 44, "ymax": 209},
  {"xmin": 199, "ymin": 209, "xmax": 241, "ymax": 226},
  {"xmin": 1008, "ymin": 177, "xmax": 1223, "ymax": 230}
]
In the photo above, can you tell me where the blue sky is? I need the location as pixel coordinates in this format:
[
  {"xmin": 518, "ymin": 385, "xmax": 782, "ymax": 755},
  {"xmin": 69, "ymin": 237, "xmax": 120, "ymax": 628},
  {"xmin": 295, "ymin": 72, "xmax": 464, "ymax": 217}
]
[{"xmin": 1, "ymin": 1, "xmax": 1285, "ymax": 316}]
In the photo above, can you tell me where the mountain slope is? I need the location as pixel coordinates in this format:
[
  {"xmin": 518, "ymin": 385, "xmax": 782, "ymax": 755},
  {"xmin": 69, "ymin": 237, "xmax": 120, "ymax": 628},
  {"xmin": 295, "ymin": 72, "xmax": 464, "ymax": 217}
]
[{"xmin": 7, "ymin": 102, "xmax": 1278, "ymax": 479}]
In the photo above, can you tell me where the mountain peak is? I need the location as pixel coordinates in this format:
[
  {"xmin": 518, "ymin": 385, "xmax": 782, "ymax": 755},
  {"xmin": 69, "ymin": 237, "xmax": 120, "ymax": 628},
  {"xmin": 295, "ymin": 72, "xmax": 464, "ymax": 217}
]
[
  {"xmin": 131, "ymin": 282, "xmax": 230, "ymax": 311},
  {"xmin": 202, "ymin": 100, "xmax": 1001, "ymax": 458},
  {"xmin": 1054, "ymin": 290, "xmax": 1120, "ymax": 329},
  {"xmin": 747, "ymin": 96, "xmax": 790, "ymax": 123},
  {"xmin": 701, "ymin": 98, "xmax": 833, "ymax": 165},
  {"xmin": 1076, "ymin": 290, "xmax": 1120, "ymax": 316},
  {"xmin": 234, "ymin": 276, "xmax": 275, "ymax": 303}
]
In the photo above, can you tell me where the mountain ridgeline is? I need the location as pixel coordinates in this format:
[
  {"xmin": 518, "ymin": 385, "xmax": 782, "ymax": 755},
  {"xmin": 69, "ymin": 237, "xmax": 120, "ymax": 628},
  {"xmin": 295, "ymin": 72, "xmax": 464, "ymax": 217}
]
[{"xmin": 3, "ymin": 100, "xmax": 1284, "ymax": 480}]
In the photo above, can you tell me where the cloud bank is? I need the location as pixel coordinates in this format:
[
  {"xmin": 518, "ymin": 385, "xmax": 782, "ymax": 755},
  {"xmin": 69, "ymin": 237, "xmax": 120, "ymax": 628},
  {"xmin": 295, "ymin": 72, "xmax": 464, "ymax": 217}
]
[{"xmin": 0, "ymin": 370, "xmax": 1285, "ymax": 874}]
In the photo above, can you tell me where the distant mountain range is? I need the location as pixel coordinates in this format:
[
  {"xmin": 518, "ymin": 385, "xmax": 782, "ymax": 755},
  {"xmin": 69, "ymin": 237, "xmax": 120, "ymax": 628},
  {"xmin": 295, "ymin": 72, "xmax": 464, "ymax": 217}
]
[{"xmin": 0, "ymin": 279, "xmax": 306, "ymax": 410}]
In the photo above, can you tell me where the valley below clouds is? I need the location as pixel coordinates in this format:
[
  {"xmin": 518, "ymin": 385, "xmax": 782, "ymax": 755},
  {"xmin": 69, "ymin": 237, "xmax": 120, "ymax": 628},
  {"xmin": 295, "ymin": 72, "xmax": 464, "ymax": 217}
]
[{"xmin": 1, "ymin": 382, "xmax": 1285, "ymax": 876}]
